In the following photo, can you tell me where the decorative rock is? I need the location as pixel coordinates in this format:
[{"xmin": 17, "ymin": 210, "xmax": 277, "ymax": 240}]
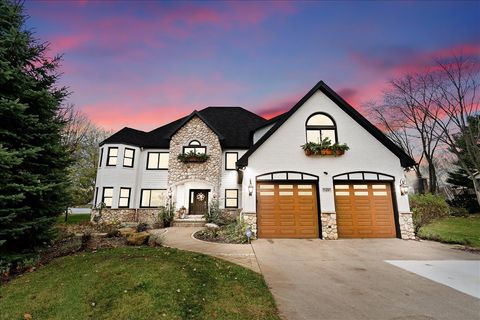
[
  {"xmin": 23, "ymin": 314, "xmax": 32, "ymax": 320},
  {"xmin": 91, "ymin": 232, "xmax": 108, "ymax": 238},
  {"xmin": 118, "ymin": 227, "xmax": 136, "ymax": 237},
  {"xmin": 205, "ymin": 223, "xmax": 220, "ymax": 230},
  {"xmin": 147, "ymin": 229, "xmax": 167, "ymax": 246},
  {"xmin": 127, "ymin": 231, "xmax": 150, "ymax": 245}
]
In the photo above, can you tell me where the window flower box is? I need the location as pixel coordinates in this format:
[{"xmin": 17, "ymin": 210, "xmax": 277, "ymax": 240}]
[
  {"xmin": 301, "ymin": 138, "xmax": 349, "ymax": 157},
  {"xmin": 177, "ymin": 151, "xmax": 210, "ymax": 163}
]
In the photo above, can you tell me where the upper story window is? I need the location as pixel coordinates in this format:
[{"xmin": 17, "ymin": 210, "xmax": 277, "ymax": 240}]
[
  {"xmin": 305, "ymin": 113, "xmax": 337, "ymax": 144},
  {"xmin": 147, "ymin": 152, "xmax": 169, "ymax": 170},
  {"xmin": 225, "ymin": 152, "xmax": 238, "ymax": 170},
  {"xmin": 183, "ymin": 140, "xmax": 206, "ymax": 155},
  {"xmin": 123, "ymin": 148, "xmax": 135, "ymax": 168},
  {"xmin": 107, "ymin": 147, "xmax": 118, "ymax": 166},
  {"xmin": 99, "ymin": 148, "xmax": 104, "ymax": 167}
]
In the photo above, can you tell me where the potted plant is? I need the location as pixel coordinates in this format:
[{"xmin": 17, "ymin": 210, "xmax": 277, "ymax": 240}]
[
  {"xmin": 301, "ymin": 137, "xmax": 349, "ymax": 157},
  {"xmin": 330, "ymin": 143, "xmax": 350, "ymax": 156}
]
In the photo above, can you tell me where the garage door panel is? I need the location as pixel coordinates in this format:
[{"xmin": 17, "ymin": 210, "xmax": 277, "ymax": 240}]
[
  {"xmin": 335, "ymin": 182, "xmax": 396, "ymax": 238},
  {"xmin": 258, "ymin": 182, "xmax": 319, "ymax": 239}
]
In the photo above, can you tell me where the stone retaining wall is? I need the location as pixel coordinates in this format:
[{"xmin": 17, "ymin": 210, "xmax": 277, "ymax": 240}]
[{"xmin": 91, "ymin": 209, "xmax": 160, "ymax": 225}]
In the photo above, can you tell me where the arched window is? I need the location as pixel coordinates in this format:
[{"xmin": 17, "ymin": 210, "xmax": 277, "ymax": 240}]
[
  {"xmin": 305, "ymin": 113, "xmax": 337, "ymax": 144},
  {"xmin": 183, "ymin": 140, "xmax": 206, "ymax": 154}
]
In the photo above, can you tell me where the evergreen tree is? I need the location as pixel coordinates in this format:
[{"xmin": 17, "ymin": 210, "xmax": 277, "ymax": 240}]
[{"xmin": 0, "ymin": 0, "xmax": 70, "ymax": 255}]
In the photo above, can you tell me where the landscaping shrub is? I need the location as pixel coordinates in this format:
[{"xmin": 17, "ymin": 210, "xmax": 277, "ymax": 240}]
[
  {"xmin": 449, "ymin": 207, "xmax": 470, "ymax": 217},
  {"xmin": 447, "ymin": 193, "xmax": 480, "ymax": 214},
  {"xmin": 204, "ymin": 199, "xmax": 221, "ymax": 224},
  {"xmin": 410, "ymin": 194, "xmax": 450, "ymax": 232},
  {"xmin": 217, "ymin": 218, "xmax": 249, "ymax": 243},
  {"xmin": 158, "ymin": 203, "xmax": 175, "ymax": 227},
  {"xmin": 136, "ymin": 222, "xmax": 149, "ymax": 232}
]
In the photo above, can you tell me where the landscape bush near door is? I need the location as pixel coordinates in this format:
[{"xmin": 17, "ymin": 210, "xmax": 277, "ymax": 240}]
[{"xmin": 410, "ymin": 194, "xmax": 450, "ymax": 232}]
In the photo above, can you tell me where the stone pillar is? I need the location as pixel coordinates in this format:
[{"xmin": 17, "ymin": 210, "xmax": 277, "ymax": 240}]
[
  {"xmin": 399, "ymin": 212, "xmax": 415, "ymax": 240},
  {"xmin": 242, "ymin": 212, "xmax": 257, "ymax": 239},
  {"xmin": 321, "ymin": 212, "xmax": 338, "ymax": 240}
]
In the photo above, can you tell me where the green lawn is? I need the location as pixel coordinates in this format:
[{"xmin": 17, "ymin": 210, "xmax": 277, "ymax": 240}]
[
  {"xmin": 418, "ymin": 215, "xmax": 480, "ymax": 247},
  {"xmin": 0, "ymin": 247, "xmax": 280, "ymax": 320},
  {"xmin": 56, "ymin": 213, "xmax": 91, "ymax": 224}
]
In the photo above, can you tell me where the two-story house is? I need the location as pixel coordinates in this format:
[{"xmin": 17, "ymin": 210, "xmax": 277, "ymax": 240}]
[{"xmin": 93, "ymin": 81, "xmax": 416, "ymax": 240}]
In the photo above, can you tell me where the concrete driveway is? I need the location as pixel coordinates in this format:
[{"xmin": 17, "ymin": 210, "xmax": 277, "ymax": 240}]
[{"xmin": 252, "ymin": 239, "xmax": 480, "ymax": 320}]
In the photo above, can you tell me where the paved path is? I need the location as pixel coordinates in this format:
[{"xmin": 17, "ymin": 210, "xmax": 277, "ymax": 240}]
[
  {"xmin": 252, "ymin": 238, "xmax": 480, "ymax": 320},
  {"xmin": 162, "ymin": 227, "xmax": 260, "ymax": 273}
]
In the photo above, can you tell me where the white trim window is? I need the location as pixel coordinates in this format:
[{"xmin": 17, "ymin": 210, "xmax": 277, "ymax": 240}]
[
  {"xmin": 102, "ymin": 187, "xmax": 114, "ymax": 208},
  {"xmin": 225, "ymin": 152, "xmax": 238, "ymax": 170},
  {"xmin": 147, "ymin": 152, "xmax": 169, "ymax": 170},
  {"xmin": 107, "ymin": 147, "xmax": 118, "ymax": 166},
  {"xmin": 119, "ymin": 188, "xmax": 131, "ymax": 208},
  {"xmin": 123, "ymin": 148, "xmax": 135, "ymax": 168},
  {"xmin": 225, "ymin": 189, "xmax": 238, "ymax": 208},
  {"xmin": 141, "ymin": 189, "xmax": 167, "ymax": 208}
]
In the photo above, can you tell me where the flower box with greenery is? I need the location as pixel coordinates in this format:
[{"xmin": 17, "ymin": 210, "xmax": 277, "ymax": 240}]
[
  {"xmin": 177, "ymin": 151, "xmax": 210, "ymax": 163},
  {"xmin": 301, "ymin": 137, "xmax": 349, "ymax": 156}
]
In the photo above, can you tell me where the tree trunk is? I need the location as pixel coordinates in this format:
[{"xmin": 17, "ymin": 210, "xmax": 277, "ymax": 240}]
[{"xmin": 426, "ymin": 157, "xmax": 437, "ymax": 194}]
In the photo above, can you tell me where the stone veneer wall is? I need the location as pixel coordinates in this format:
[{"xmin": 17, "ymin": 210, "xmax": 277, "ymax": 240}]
[
  {"xmin": 399, "ymin": 212, "xmax": 415, "ymax": 239},
  {"xmin": 167, "ymin": 116, "xmax": 222, "ymax": 192},
  {"xmin": 242, "ymin": 212, "xmax": 257, "ymax": 239},
  {"xmin": 91, "ymin": 209, "xmax": 161, "ymax": 225},
  {"xmin": 321, "ymin": 212, "xmax": 338, "ymax": 240}
]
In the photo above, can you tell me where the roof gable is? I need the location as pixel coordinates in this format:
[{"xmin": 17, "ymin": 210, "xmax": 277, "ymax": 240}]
[
  {"xmin": 167, "ymin": 111, "xmax": 226, "ymax": 141},
  {"xmin": 237, "ymin": 81, "xmax": 416, "ymax": 168}
]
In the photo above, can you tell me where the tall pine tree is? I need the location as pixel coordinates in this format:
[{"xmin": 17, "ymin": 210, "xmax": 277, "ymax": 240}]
[{"xmin": 0, "ymin": 0, "xmax": 70, "ymax": 255}]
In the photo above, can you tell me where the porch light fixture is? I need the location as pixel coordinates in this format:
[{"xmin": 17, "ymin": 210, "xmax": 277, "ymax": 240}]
[
  {"xmin": 400, "ymin": 179, "xmax": 409, "ymax": 195},
  {"xmin": 248, "ymin": 179, "xmax": 254, "ymax": 196},
  {"xmin": 167, "ymin": 188, "xmax": 172, "ymax": 199}
]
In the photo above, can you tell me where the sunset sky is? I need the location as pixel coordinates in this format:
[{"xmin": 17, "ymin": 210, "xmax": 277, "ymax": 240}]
[{"xmin": 24, "ymin": 1, "xmax": 480, "ymax": 131}]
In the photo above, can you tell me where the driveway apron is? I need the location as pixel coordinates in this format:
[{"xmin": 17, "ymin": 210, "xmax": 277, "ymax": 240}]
[{"xmin": 252, "ymin": 238, "xmax": 480, "ymax": 320}]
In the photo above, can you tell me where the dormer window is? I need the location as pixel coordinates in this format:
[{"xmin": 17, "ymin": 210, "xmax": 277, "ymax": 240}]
[
  {"xmin": 306, "ymin": 113, "xmax": 337, "ymax": 144},
  {"xmin": 183, "ymin": 140, "xmax": 206, "ymax": 155}
]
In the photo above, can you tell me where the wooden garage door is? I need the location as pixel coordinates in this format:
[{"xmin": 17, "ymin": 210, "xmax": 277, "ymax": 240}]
[
  {"xmin": 334, "ymin": 182, "xmax": 396, "ymax": 238},
  {"xmin": 257, "ymin": 183, "xmax": 319, "ymax": 238}
]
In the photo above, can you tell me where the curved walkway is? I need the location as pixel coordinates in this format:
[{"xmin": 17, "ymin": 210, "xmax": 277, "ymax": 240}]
[{"xmin": 162, "ymin": 227, "xmax": 260, "ymax": 273}]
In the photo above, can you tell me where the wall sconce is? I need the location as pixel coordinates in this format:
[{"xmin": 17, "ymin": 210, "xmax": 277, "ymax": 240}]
[
  {"xmin": 400, "ymin": 179, "xmax": 409, "ymax": 195},
  {"xmin": 248, "ymin": 179, "xmax": 254, "ymax": 196}
]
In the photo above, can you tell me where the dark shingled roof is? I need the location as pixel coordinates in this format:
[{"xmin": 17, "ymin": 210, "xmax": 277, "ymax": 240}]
[{"xmin": 100, "ymin": 106, "xmax": 267, "ymax": 149}]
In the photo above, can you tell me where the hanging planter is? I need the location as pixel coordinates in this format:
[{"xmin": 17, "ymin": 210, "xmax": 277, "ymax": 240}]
[
  {"xmin": 301, "ymin": 138, "xmax": 349, "ymax": 157},
  {"xmin": 177, "ymin": 151, "xmax": 210, "ymax": 163}
]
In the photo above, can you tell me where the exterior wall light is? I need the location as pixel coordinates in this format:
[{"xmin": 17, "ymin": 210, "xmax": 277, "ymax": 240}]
[
  {"xmin": 248, "ymin": 179, "xmax": 254, "ymax": 196},
  {"xmin": 400, "ymin": 179, "xmax": 409, "ymax": 195},
  {"xmin": 167, "ymin": 188, "xmax": 172, "ymax": 199}
]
